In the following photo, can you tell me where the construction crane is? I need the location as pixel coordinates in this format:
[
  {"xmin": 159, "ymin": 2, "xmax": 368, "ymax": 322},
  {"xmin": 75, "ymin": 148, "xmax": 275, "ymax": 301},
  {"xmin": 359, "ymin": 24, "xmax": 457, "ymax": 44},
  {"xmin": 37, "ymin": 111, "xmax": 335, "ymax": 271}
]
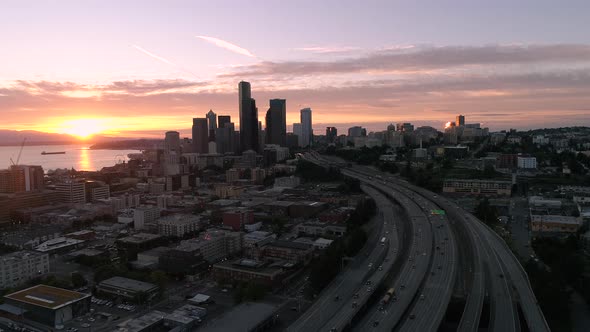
[{"xmin": 10, "ymin": 138, "xmax": 26, "ymax": 166}]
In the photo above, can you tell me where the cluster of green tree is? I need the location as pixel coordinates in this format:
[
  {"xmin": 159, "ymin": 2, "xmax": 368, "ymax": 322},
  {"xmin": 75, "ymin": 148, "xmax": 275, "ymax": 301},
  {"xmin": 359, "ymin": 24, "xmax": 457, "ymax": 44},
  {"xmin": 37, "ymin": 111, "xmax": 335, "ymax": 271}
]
[
  {"xmin": 335, "ymin": 146, "xmax": 389, "ymax": 165},
  {"xmin": 337, "ymin": 177, "xmax": 362, "ymax": 193},
  {"xmin": 378, "ymin": 161, "xmax": 399, "ymax": 174},
  {"xmin": 296, "ymin": 160, "xmax": 340, "ymax": 181},
  {"xmin": 308, "ymin": 199, "xmax": 373, "ymax": 294},
  {"xmin": 347, "ymin": 198, "xmax": 377, "ymax": 228},
  {"xmin": 525, "ymin": 259, "xmax": 571, "ymax": 331},
  {"xmin": 308, "ymin": 228, "xmax": 368, "ymax": 294},
  {"xmin": 0, "ymin": 243, "xmax": 18, "ymax": 255},
  {"xmin": 532, "ymin": 235, "xmax": 590, "ymax": 320},
  {"xmin": 233, "ymin": 281, "xmax": 267, "ymax": 303},
  {"xmin": 400, "ymin": 162, "xmax": 443, "ymax": 192},
  {"xmin": 474, "ymin": 198, "xmax": 499, "ymax": 226}
]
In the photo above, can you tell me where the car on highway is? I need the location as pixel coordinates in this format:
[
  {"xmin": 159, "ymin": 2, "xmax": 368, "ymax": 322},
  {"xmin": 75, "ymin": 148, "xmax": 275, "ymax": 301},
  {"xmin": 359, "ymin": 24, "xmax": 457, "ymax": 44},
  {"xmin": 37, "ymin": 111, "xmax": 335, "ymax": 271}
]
[
  {"xmin": 334, "ymin": 295, "xmax": 340, "ymax": 301},
  {"xmin": 373, "ymin": 321, "xmax": 380, "ymax": 327},
  {"xmin": 353, "ymin": 293, "xmax": 359, "ymax": 299},
  {"xmin": 409, "ymin": 314, "xmax": 416, "ymax": 319}
]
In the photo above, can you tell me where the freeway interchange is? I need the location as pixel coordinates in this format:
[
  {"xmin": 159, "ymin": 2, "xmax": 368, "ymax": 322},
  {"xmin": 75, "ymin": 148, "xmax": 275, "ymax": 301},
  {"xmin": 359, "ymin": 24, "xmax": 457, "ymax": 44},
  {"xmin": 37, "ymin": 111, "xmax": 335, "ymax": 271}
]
[{"xmin": 289, "ymin": 153, "xmax": 549, "ymax": 332}]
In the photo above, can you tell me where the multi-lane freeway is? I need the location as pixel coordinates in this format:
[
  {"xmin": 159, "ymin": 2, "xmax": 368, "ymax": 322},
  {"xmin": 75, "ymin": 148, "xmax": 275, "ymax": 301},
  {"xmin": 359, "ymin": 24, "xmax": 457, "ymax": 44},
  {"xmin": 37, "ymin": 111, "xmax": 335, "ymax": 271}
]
[{"xmin": 290, "ymin": 152, "xmax": 549, "ymax": 332}]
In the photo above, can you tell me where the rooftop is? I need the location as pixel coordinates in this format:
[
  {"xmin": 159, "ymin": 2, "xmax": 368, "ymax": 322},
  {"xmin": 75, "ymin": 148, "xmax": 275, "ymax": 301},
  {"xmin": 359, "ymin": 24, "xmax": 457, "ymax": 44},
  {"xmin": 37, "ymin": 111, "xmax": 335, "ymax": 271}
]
[
  {"xmin": 1, "ymin": 250, "xmax": 47, "ymax": 262},
  {"xmin": 531, "ymin": 215, "xmax": 582, "ymax": 225},
  {"xmin": 115, "ymin": 310, "xmax": 165, "ymax": 332},
  {"xmin": 99, "ymin": 276, "xmax": 158, "ymax": 292},
  {"xmin": 35, "ymin": 237, "xmax": 85, "ymax": 252},
  {"xmin": 117, "ymin": 233, "xmax": 162, "ymax": 244},
  {"xmin": 4, "ymin": 285, "xmax": 90, "ymax": 310},
  {"xmin": 267, "ymin": 240, "xmax": 312, "ymax": 251},
  {"xmin": 199, "ymin": 302, "xmax": 278, "ymax": 332}
]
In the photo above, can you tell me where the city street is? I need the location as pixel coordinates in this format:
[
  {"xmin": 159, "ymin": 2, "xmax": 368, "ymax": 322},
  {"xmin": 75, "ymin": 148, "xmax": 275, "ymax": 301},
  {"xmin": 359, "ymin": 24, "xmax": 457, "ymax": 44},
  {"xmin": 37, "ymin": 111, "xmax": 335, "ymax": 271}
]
[{"xmin": 509, "ymin": 197, "xmax": 534, "ymax": 259}]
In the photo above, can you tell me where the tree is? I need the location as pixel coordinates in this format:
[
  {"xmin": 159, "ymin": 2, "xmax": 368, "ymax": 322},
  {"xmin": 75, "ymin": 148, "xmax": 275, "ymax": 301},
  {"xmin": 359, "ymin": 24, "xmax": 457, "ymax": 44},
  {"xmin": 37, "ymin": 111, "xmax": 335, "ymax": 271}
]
[
  {"xmin": 71, "ymin": 272, "xmax": 87, "ymax": 288},
  {"xmin": 474, "ymin": 198, "xmax": 499, "ymax": 226}
]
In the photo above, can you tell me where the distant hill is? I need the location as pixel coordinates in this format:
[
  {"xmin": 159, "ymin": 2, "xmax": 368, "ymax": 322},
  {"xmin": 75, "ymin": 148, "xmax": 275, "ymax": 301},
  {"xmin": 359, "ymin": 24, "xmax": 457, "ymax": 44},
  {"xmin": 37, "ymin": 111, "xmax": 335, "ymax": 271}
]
[
  {"xmin": 89, "ymin": 139, "xmax": 163, "ymax": 150},
  {"xmin": 0, "ymin": 130, "xmax": 131, "ymax": 146}
]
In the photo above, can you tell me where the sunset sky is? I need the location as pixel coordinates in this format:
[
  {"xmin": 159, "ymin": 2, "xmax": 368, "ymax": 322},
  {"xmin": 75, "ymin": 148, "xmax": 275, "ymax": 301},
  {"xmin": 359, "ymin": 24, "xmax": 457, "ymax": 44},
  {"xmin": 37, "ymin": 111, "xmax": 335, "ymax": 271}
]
[{"xmin": 1, "ymin": 0, "xmax": 590, "ymax": 138}]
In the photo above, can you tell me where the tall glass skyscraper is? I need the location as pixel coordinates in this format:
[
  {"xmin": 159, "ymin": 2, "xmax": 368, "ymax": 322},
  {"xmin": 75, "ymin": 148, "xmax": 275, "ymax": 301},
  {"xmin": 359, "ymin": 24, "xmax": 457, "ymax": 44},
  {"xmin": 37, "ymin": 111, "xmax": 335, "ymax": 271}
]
[
  {"xmin": 239, "ymin": 81, "xmax": 259, "ymax": 152},
  {"xmin": 300, "ymin": 108, "xmax": 313, "ymax": 147},
  {"xmin": 265, "ymin": 99, "xmax": 287, "ymax": 146}
]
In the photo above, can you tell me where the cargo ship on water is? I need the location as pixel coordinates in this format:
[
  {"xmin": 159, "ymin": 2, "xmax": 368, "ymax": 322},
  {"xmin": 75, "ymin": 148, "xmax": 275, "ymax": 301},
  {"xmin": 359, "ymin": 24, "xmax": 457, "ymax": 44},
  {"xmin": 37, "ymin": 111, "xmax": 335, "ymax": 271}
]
[{"xmin": 41, "ymin": 151, "xmax": 66, "ymax": 155}]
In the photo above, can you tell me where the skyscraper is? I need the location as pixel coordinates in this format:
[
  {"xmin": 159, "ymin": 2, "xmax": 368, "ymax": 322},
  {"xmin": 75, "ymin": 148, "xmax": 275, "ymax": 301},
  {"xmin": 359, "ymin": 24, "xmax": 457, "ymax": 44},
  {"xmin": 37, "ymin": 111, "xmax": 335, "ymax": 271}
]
[
  {"xmin": 456, "ymin": 114, "xmax": 465, "ymax": 126},
  {"xmin": 239, "ymin": 81, "xmax": 259, "ymax": 153},
  {"xmin": 206, "ymin": 110, "xmax": 217, "ymax": 141},
  {"xmin": 300, "ymin": 108, "xmax": 313, "ymax": 147},
  {"xmin": 218, "ymin": 115, "xmax": 231, "ymax": 129},
  {"xmin": 192, "ymin": 118, "xmax": 209, "ymax": 153},
  {"xmin": 265, "ymin": 99, "xmax": 287, "ymax": 146},
  {"xmin": 293, "ymin": 123, "xmax": 302, "ymax": 147},
  {"xmin": 164, "ymin": 131, "xmax": 180, "ymax": 153},
  {"xmin": 326, "ymin": 127, "xmax": 337, "ymax": 143}
]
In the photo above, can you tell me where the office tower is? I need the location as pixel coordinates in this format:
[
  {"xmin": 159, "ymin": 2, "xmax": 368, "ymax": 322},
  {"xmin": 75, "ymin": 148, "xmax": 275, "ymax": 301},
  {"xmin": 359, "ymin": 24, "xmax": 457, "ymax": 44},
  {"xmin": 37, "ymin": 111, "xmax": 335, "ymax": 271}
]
[
  {"xmin": 348, "ymin": 126, "xmax": 365, "ymax": 138},
  {"xmin": 206, "ymin": 109, "xmax": 217, "ymax": 141},
  {"xmin": 55, "ymin": 181, "xmax": 86, "ymax": 204},
  {"xmin": 265, "ymin": 99, "xmax": 287, "ymax": 146},
  {"xmin": 326, "ymin": 127, "xmax": 337, "ymax": 143},
  {"xmin": 218, "ymin": 115, "xmax": 231, "ymax": 129},
  {"xmin": 164, "ymin": 131, "xmax": 180, "ymax": 153},
  {"xmin": 239, "ymin": 81, "xmax": 259, "ymax": 153},
  {"xmin": 0, "ymin": 165, "xmax": 44, "ymax": 193},
  {"xmin": 300, "ymin": 108, "xmax": 313, "ymax": 147},
  {"xmin": 216, "ymin": 122, "xmax": 235, "ymax": 154},
  {"xmin": 293, "ymin": 123, "xmax": 302, "ymax": 147},
  {"xmin": 192, "ymin": 118, "xmax": 209, "ymax": 153},
  {"xmin": 396, "ymin": 122, "xmax": 414, "ymax": 132},
  {"xmin": 456, "ymin": 114, "xmax": 465, "ymax": 126}
]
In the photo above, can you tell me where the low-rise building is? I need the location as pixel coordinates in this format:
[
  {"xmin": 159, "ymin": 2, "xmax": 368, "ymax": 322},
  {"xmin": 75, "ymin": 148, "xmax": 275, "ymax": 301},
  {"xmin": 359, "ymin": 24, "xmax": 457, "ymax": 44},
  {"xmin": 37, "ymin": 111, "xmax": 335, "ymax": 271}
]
[
  {"xmin": 0, "ymin": 251, "xmax": 49, "ymax": 289},
  {"xmin": 443, "ymin": 179, "xmax": 512, "ymax": 196},
  {"xmin": 296, "ymin": 221, "xmax": 347, "ymax": 237},
  {"xmin": 530, "ymin": 215, "xmax": 582, "ymax": 234},
  {"xmin": 261, "ymin": 240, "xmax": 313, "ymax": 265},
  {"xmin": 96, "ymin": 276, "xmax": 159, "ymax": 303},
  {"xmin": 157, "ymin": 214, "xmax": 202, "ymax": 237},
  {"xmin": 35, "ymin": 237, "xmax": 85, "ymax": 254},
  {"xmin": 3, "ymin": 285, "xmax": 90, "ymax": 327},
  {"xmin": 313, "ymin": 238, "xmax": 334, "ymax": 250},
  {"xmin": 116, "ymin": 233, "xmax": 164, "ymax": 261},
  {"xmin": 212, "ymin": 258, "xmax": 286, "ymax": 289},
  {"xmin": 517, "ymin": 156, "xmax": 537, "ymax": 169},
  {"xmin": 133, "ymin": 206, "xmax": 160, "ymax": 230},
  {"xmin": 222, "ymin": 208, "xmax": 255, "ymax": 231},
  {"xmin": 198, "ymin": 302, "xmax": 278, "ymax": 332},
  {"xmin": 176, "ymin": 230, "xmax": 242, "ymax": 263}
]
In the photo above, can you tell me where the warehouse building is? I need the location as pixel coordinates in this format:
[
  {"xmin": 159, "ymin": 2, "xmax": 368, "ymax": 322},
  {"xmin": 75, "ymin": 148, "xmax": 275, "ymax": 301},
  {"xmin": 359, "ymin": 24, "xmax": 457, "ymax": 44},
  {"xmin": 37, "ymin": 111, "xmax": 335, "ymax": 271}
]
[{"xmin": 2, "ymin": 285, "xmax": 90, "ymax": 327}]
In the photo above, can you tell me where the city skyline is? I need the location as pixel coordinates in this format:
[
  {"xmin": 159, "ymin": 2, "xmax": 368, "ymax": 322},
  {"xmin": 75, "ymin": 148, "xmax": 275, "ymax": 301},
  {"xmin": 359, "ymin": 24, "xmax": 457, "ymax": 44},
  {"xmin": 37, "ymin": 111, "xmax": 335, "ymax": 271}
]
[{"xmin": 1, "ymin": 0, "xmax": 590, "ymax": 138}]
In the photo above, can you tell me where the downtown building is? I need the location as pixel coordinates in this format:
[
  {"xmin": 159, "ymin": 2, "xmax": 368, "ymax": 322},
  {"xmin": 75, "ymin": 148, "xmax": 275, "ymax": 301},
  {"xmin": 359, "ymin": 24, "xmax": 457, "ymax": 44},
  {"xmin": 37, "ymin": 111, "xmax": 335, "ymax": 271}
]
[
  {"xmin": 265, "ymin": 99, "xmax": 287, "ymax": 146},
  {"xmin": 300, "ymin": 108, "xmax": 313, "ymax": 147},
  {"xmin": 239, "ymin": 81, "xmax": 259, "ymax": 153},
  {"xmin": 192, "ymin": 118, "xmax": 209, "ymax": 153},
  {"xmin": 0, "ymin": 250, "xmax": 50, "ymax": 289},
  {"xmin": 54, "ymin": 181, "xmax": 86, "ymax": 204},
  {"xmin": 0, "ymin": 165, "xmax": 45, "ymax": 193}
]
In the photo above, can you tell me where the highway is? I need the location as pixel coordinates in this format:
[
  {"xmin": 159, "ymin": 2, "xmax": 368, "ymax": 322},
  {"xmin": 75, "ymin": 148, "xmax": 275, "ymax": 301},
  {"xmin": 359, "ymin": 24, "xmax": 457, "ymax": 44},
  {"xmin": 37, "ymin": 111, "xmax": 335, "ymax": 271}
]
[
  {"xmin": 291, "ymin": 153, "xmax": 549, "ymax": 332},
  {"xmin": 287, "ymin": 182, "xmax": 393, "ymax": 331},
  {"xmin": 321, "ymin": 185, "xmax": 402, "ymax": 332}
]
